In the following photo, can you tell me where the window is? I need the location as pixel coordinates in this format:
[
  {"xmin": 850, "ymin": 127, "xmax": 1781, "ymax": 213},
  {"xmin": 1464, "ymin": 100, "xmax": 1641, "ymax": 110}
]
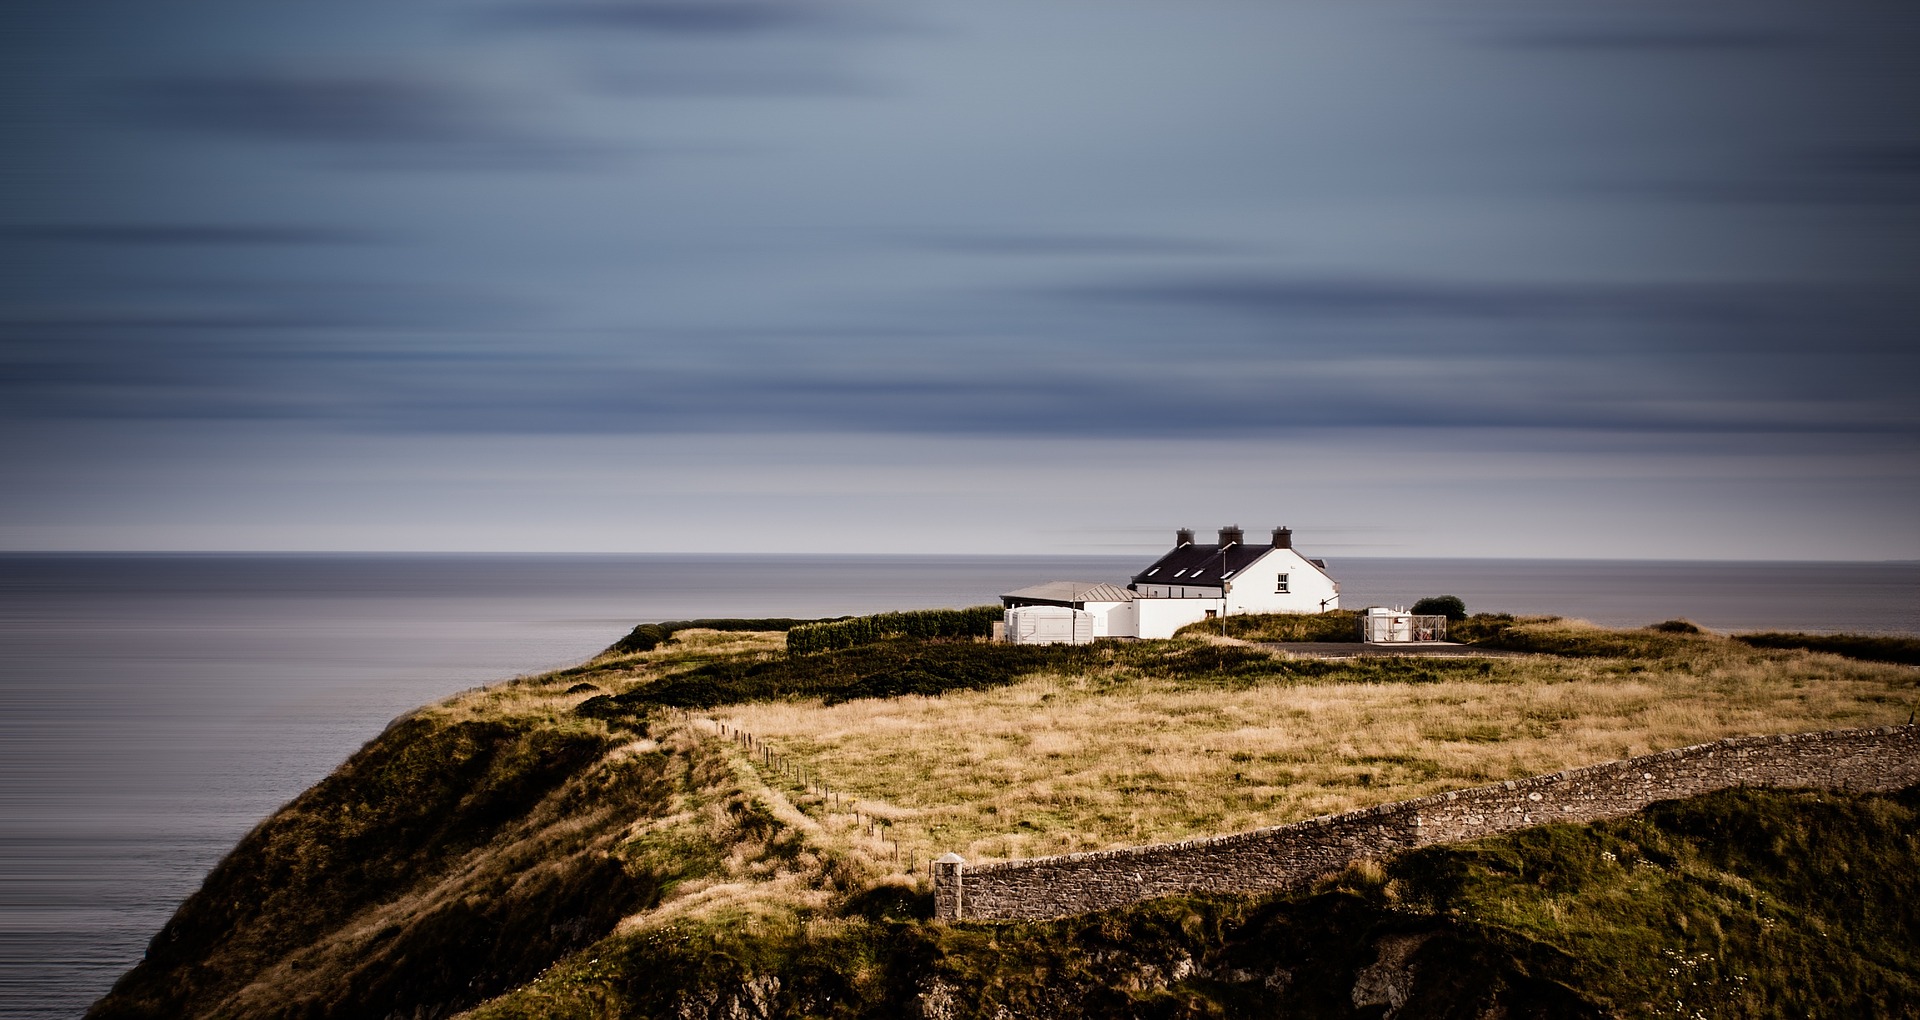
[
  {"xmin": 1275, "ymin": 573, "xmax": 1290, "ymax": 593},
  {"xmin": 1173, "ymin": 568, "xmax": 1188, "ymax": 577}
]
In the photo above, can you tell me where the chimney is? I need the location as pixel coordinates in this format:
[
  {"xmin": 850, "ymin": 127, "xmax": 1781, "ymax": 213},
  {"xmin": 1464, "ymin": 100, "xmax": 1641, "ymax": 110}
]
[
  {"xmin": 1175, "ymin": 528, "xmax": 1195, "ymax": 546},
  {"xmin": 1218, "ymin": 525, "xmax": 1243, "ymax": 548},
  {"xmin": 1272, "ymin": 526, "xmax": 1292, "ymax": 549}
]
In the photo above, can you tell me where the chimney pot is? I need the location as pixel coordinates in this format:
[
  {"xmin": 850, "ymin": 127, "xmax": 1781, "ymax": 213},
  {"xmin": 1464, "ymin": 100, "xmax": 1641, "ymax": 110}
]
[
  {"xmin": 1272, "ymin": 526, "xmax": 1292, "ymax": 549},
  {"xmin": 1176, "ymin": 528, "xmax": 1195, "ymax": 547},
  {"xmin": 1218, "ymin": 525, "xmax": 1244, "ymax": 548}
]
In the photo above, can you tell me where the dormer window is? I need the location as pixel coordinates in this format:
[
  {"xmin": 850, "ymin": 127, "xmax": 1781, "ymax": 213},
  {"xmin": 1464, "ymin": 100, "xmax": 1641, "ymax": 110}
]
[{"xmin": 1275, "ymin": 573, "xmax": 1290, "ymax": 593}]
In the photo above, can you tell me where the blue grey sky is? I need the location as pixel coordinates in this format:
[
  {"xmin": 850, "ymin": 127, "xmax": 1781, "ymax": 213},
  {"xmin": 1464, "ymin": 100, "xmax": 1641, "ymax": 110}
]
[{"xmin": 3, "ymin": 0, "xmax": 1917, "ymax": 558}]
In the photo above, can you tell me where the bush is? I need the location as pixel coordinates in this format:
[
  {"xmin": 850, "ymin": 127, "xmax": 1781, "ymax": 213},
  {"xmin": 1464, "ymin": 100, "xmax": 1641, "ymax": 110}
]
[
  {"xmin": 1449, "ymin": 612, "xmax": 1521, "ymax": 646},
  {"xmin": 1184, "ymin": 610, "xmax": 1362, "ymax": 643},
  {"xmin": 785, "ymin": 606, "xmax": 1001, "ymax": 655},
  {"xmin": 1647, "ymin": 619, "xmax": 1702, "ymax": 634},
  {"xmin": 1410, "ymin": 595, "xmax": 1468, "ymax": 621}
]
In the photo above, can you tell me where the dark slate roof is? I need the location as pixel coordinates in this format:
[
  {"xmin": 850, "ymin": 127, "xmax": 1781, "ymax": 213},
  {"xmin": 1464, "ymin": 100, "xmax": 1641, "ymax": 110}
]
[{"xmin": 1129, "ymin": 542, "xmax": 1273, "ymax": 586}]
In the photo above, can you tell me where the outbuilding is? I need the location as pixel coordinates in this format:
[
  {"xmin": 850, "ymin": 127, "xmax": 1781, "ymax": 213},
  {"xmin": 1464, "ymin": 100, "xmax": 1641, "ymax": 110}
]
[
  {"xmin": 1000, "ymin": 581, "xmax": 1136, "ymax": 642},
  {"xmin": 1360, "ymin": 606, "xmax": 1448, "ymax": 643}
]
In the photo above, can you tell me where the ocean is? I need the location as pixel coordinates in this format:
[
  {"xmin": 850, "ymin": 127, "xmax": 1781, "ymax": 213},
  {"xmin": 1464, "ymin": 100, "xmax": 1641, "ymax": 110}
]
[{"xmin": 2, "ymin": 553, "xmax": 1915, "ymax": 1018}]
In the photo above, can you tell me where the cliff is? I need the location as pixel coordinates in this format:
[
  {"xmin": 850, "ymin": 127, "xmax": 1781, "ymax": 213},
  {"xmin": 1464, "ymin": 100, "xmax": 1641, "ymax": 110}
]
[{"xmin": 86, "ymin": 615, "xmax": 1920, "ymax": 1019}]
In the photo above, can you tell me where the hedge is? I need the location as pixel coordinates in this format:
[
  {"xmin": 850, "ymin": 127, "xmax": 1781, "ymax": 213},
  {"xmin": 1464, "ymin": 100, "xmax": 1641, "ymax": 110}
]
[{"xmin": 785, "ymin": 606, "xmax": 1002, "ymax": 655}]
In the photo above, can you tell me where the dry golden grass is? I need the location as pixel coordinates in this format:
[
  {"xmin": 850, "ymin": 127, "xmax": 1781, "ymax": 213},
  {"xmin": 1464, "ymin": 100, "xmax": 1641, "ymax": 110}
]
[
  {"xmin": 713, "ymin": 636, "xmax": 1917, "ymax": 868},
  {"xmin": 422, "ymin": 628, "xmax": 790, "ymax": 728}
]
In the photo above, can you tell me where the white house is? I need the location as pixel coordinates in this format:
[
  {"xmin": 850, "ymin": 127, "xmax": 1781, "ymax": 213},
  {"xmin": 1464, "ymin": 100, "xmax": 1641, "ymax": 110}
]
[
  {"xmin": 1127, "ymin": 526, "xmax": 1340, "ymax": 639},
  {"xmin": 999, "ymin": 527, "xmax": 1340, "ymax": 642}
]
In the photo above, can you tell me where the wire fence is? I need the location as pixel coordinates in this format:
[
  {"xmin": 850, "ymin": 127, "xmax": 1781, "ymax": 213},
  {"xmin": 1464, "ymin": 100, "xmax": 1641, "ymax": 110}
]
[{"xmin": 668, "ymin": 708, "xmax": 923, "ymax": 875}]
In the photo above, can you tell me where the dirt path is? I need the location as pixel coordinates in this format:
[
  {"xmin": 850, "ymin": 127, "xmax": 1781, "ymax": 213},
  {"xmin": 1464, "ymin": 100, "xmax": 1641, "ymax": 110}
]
[{"xmin": 1256, "ymin": 641, "xmax": 1530, "ymax": 659}]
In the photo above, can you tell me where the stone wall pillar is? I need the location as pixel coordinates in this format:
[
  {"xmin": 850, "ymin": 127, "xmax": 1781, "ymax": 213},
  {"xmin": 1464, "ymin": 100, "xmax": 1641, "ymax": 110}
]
[{"xmin": 932, "ymin": 853, "xmax": 966, "ymax": 920}]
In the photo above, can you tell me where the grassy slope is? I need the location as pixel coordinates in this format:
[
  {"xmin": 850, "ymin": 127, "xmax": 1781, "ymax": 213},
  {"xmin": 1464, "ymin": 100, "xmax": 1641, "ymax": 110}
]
[
  {"xmin": 1733, "ymin": 632, "xmax": 1920, "ymax": 667},
  {"xmin": 87, "ymin": 666, "xmax": 849, "ymax": 1020},
  {"xmin": 88, "ymin": 618, "xmax": 1920, "ymax": 1019},
  {"xmin": 470, "ymin": 785, "xmax": 1920, "ymax": 1020}
]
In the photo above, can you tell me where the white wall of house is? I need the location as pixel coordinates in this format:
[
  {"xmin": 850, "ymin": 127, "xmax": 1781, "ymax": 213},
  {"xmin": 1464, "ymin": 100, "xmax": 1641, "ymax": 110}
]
[
  {"xmin": 1136, "ymin": 584, "xmax": 1222, "ymax": 599},
  {"xmin": 1224, "ymin": 548, "xmax": 1339, "ymax": 615},
  {"xmin": 1083, "ymin": 599, "xmax": 1134, "ymax": 638},
  {"xmin": 1133, "ymin": 597, "xmax": 1222, "ymax": 639}
]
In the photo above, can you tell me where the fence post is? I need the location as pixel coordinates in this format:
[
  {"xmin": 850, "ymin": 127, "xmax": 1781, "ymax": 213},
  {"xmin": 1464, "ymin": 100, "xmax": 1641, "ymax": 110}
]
[{"xmin": 932, "ymin": 853, "xmax": 966, "ymax": 920}]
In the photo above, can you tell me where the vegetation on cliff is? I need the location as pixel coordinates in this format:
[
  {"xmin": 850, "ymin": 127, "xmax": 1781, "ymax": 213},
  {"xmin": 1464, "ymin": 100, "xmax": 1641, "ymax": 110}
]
[
  {"xmin": 88, "ymin": 613, "xmax": 1919, "ymax": 1019},
  {"xmin": 469, "ymin": 785, "xmax": 1920, "ymax": 1019}
]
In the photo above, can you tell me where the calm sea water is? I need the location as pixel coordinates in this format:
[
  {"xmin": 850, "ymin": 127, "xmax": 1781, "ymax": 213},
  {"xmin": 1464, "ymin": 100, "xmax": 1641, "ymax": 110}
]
[{"xmin": 2, "ymin": 554, "xmax": 1915, "ymax": 1019}]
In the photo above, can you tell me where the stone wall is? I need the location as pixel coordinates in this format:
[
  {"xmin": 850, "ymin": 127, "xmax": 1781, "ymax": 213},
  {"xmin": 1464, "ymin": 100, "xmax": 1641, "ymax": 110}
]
[{"xmin": 936, "ymin": 724, "xmax": 1920, "ymax": 921}]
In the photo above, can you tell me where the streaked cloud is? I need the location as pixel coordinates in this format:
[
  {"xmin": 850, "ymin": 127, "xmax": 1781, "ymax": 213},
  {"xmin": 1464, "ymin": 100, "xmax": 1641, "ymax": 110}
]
[
  {"xmin": 1489, "ymin": 27, "xmax": 1813, "ymax": 52},
  {"xmin": 4, "ymin": 225, "xmax": 379, "ymax": 247},
  {"xmin": 1, "ymin": 0, "xmax": 1915, "ymax": 554},
  {"xmin": 116, "ymin": 71, "xmax": 617, "ymax": 169},
  {"xmin": 488, "ymin": 0, "xmax": 875, "ymax": 35}
]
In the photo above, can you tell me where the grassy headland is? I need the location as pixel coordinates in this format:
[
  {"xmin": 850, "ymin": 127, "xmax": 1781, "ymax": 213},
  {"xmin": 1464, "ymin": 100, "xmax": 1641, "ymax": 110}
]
[
  {"xmin": 87, "ymin": 611, "xmax": 1920, "ymax": 1020},
  {"xmin": 711, "ymin": 614, "xmax": 1915, "ymax": 864}
]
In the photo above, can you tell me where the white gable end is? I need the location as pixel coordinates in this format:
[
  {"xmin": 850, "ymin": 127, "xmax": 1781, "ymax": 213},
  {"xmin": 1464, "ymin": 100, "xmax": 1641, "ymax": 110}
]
[{"xmin": 1224, "ymin": 548, "xmax": 1339, "ymax": 616}]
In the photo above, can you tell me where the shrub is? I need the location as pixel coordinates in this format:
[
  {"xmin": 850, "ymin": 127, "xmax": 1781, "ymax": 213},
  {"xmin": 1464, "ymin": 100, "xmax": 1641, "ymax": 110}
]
[
  {"xmin": 1647, "ymin": 619, "xmax": 1702, "ymax": 634},
  {"xmin": 785, "ymin": 606, "xmax": 1002, "ymax": 655},
  {"xmin": 1449, "ymin": 612, "xmax": 1521, "ymax": 646},
  {"xmin": 1184, "ymin": 610, "xmax": 1362, "ymax": 643},
  {"xmin": 1410, "ymin": 595, "xmax": 1468, "ymax": 621}
]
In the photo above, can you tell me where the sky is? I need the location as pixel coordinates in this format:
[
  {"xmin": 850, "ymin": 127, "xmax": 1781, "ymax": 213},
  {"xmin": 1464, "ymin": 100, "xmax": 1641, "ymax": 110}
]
[{"xmin": 2, "ymin": 0, "xmax": 1917, "ymax": 559}]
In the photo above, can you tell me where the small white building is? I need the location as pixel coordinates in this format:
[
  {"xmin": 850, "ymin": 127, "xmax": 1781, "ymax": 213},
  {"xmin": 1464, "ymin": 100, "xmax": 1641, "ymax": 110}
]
[
  {"xmin": 1004, "ymin": 605, "xmax": 1094, "ymax": 645},
  {"xmin": 1360, "ymin": 606, "xmax": 1448, "ymax": 643},
  {"xmin": 1127, "ymin": 526, "xmax": 1341, "ymax": 639},
  {"xmin": 1000, "ymin": 581, "xmax": 1136, "ymax": 643}
]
